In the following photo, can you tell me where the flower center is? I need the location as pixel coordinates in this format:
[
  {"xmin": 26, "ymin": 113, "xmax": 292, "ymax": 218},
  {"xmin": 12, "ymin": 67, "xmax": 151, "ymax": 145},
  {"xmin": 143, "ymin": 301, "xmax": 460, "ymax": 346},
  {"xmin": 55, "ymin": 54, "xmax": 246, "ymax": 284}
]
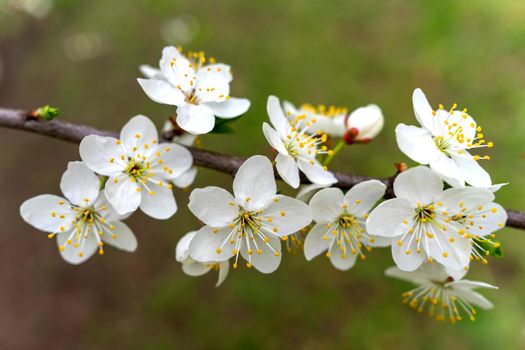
[
  {"xmin": 212, "ymin": 199, "xmax": 285, "ymax": 269},
  {"xmin": 431, "ymin": 103, "xmax": 493, "ymax": 159},
  {"xmin": 323, "ymin": 212, "xmax": 371, "ymax": 260},
  {"xmin": 48, "ymin": 201, "xmax": 118, "ymax": 258},
  {"xmin": 284, "ymin": 114, "xmax": 331, "ymax": 159}
]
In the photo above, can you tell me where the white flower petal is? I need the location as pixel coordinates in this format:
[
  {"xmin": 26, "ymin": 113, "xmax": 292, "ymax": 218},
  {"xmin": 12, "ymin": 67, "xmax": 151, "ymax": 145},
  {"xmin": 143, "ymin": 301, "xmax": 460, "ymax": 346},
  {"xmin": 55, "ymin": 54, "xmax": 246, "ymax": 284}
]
[
  {"xmin": 194, "ymin": 69, "xmax": 230, "ymax": 103},
  {"xmin": 430, "ymin": 153, "xmax": 464, "ymax": 187},
  {"xmin": 450, "ymin": 280, "xmax": 498, "ymax": 291},
  {"xmin": 262, "ymin": 122, "xmax": 287, "ymax": 155},
  {"xmin": 391, "ymin": 237, "xmax": 425, "ymax": 271},
  {"xmin": 303, "ymin": 223, "xmax": 331, "ymax": 260},
  {"xmin": 343, "ymin": 180, "xmax": 386, "ymax": 217},
  {"xmin": 440, "ymin": 187, "xmax": 494, "ymax": 212},
  {"xmin": 367, "ymin": 235, "xmax": 392, "ymax": 248},
  {"xmin": 469, "ymin": 202, "xmax": 507, "ymax": 237},
  {"xmin": 20, "ymin": 195, "xmax": 74, "ymax": 233},
  {"xmin": 267, "ymin": 95, "xmax": 288, "ymax": 135},
  {"xmin": 79, "ymin": 135, "xmax": 125, "ymax": 176},
  {"xmin": 101, "ymin": 220, "xmax": 137, "ymax": 252},
  {"xmin": 121, "ymin": 115, "xmax": 159, "ymax": 155},
  {"xmin": 105, "ymin": 174, "xmax": 141, "ymax": 215},
  {"xmin": 296, "ymin": 184, "xmax": 326, "ymax": 203},
  {"xmin": 139, "ymin": 65, "xmax": 163, "ymax": 79},
  {"xmin": 309, "ymin": 187, "xmax": 344, "ymax": 223},
  {"xmin": 260, "ymin": 195, "xmax": 312, "ymax": 236},
  {"xmin": 197, "ymin": 63, "xmax": 232, "ymax": 83},
  {"xmin": 366, "ymin": 198, "xmax": 414, "ymax": 238},
  {"xmin": 60, "ymin": 161, "xmax": 100, "ymax": 207},
  {"xmin": 216, "ymin": 261, "xmax": 230, "ymax": 287},
  {"xmin": 453, "ymin": 153, "xmax": 492, "ymax": 188},
  {"xmin": 487, "ymin": 183, "xmax": 508, "ymax": 193},
  {"xmin": 393, "ymin": 166, "xmax": 443, "ymax": 205},
  {"xmin": 159, "ymin": 46, "xmax": 195, "ymax": 92},
  {"xmin": 452, "ymin": 288, "xmax": 494, "ymax": 310},
  {"xmin": 188, "ymin": 187, "xmax": 239, "ymax": 227},
  {"xmin": 240, "ymin": 233, "xmax": 282, "ymax": 274},
  {"xmin": 346, "ymin": 104, "xmax": 384, "ymax": 141},
  {"xmin": 395, "ymin": 124, "xmax": 441, "ymax": 165},
  {"xmin": 182, "ymin": 261, "xmax": 211, "ymax": 276},
  {"xmin": 426, "ymin": 227, "xmax": 471, "ymax": 271},
  {"xmin": 176, "ymin": 231, "xmax": 197, "ymax": 262},
  {"xmin": 233, "ymin": 155, "xmax": 276, "ymax": 211},
  {"xmin": 205, "ymin": 97, "xmax": 250, "ymax": 119},
  {"xmin": 189, "ymin": 225, "xmax": 235, "ymax": 262},
  {"xmin": 137, "ymin": 78, "xmax": 185, "ymax": 106},
  {"xmin": 149, "ymin": 143, "xmax": 193, "ymax": 179},
  {"xmin": 385, "ymin": 266, "xmax": 428, "ymax": 284},
  {"xmin": 56, "ymin": 231, "xmax": 98, "ymax": 265},
  {"xmin": 275, "ymin": 153, "xmax": 300, "ymax": 189},
  {"xmin": 296, "ymin": 159, "xmax": 337, "ymax": 186},
  {"xmin": 173, "ymin": 133, "xmax": 197, "ymax": 147},
  {"xmin": 176, "ymin": 104, "xmax": 215, "ymax": 135},
  {"xmin": 139, "ymin": 182, "xmax": 177, "ymax": 219},
  {"xmin": 172, "ymin": 166, "xmax": 198, "ymax": 188},
  {"xmin": 93, "ymin": 192, "xmax": 127, "ymax": 222},
  {"xmin": 412, "ymin": 88, "xmax": 437, "ymax": 133},
  {"xmin": 329, "ymin": 244, "xmax": 359, "ymax": 271}
]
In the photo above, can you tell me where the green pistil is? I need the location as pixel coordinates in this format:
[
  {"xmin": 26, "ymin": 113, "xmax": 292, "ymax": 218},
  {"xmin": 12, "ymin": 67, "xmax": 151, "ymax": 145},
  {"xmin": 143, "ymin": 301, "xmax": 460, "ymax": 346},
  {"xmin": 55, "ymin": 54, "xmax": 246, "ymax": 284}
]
[
  {"xmin": 125, "ymin": 160, "xmax": 147, "ymax": 179},
  {"xmin": 434, "ymin": 136, "xmax": 451, "ymax": 155}
]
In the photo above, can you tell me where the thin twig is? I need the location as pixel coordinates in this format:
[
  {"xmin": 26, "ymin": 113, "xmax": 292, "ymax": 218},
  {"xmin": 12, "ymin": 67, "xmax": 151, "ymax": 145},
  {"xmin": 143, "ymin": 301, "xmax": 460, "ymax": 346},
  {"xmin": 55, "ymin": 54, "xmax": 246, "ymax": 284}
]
[{"xmin": 1, "ymin": 106, "xmax": 523, "ymax": 230}]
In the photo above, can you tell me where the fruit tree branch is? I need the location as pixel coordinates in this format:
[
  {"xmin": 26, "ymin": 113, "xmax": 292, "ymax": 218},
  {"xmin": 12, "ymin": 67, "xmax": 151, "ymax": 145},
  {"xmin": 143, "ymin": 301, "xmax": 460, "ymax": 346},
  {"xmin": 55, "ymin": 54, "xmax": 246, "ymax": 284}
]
[{"xmin": 1, "ymin": 106, "xmax": 524, "ymax": 230}]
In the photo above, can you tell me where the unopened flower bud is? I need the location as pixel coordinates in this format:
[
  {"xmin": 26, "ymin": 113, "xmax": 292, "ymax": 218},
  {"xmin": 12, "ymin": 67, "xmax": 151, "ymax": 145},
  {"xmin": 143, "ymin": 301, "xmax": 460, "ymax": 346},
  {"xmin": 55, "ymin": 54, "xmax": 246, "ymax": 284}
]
[
  {"xmin": 31, "ymin": 105, "xmax": 60, "ymax": 121},
  {"xmin": 343, "ymin": 104, "xmax": 384, "ymax": 143}
]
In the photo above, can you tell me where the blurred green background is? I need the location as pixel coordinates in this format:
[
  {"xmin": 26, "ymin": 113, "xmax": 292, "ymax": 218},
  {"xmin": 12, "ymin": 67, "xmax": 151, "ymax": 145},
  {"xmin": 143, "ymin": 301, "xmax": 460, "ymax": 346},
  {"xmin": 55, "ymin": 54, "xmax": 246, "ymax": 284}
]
[{"xmin": 1, "ymin": 0, "xmax": 525, "ymax": 349}]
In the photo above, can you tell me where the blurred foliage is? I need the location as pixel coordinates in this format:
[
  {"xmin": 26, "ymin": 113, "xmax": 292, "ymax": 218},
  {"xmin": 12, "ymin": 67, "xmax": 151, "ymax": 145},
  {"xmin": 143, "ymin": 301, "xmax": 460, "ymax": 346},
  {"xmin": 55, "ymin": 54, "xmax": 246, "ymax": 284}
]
[{"xmin": 1, "ymin": 0, "xmax": 525, "ymax": 349}]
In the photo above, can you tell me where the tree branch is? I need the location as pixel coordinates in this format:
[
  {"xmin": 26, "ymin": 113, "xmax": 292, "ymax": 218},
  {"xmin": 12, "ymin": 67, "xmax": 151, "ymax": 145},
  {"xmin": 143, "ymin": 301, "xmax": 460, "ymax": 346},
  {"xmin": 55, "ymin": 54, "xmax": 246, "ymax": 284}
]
[{"xmin": 1, "ymin": 106, "xmax": 524, "ymax": 230}]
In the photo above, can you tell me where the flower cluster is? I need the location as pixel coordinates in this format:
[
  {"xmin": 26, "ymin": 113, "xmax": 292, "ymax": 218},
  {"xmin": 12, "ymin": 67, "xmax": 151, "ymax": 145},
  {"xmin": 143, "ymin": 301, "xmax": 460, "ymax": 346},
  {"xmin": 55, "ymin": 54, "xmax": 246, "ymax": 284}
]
[
  {"xmin": 18, "ymin": 44, "xmax": 509, "ymax": 324},
  {"xmin": 21, "ymin": 113, "xmax": 194, "ymax": 263}
]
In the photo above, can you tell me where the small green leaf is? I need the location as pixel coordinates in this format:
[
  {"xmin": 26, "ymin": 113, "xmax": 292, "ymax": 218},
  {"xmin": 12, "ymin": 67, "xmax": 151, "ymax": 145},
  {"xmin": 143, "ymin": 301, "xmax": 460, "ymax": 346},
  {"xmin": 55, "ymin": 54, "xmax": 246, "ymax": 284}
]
[
  {"xmin": 99, "ymin": 176, "xmax": 108, "ymax": 190},
  {"xmin": 210, "ymin": 115, "xmax": 242, "ymax": 134},
  {"xmin": 36, "ymin": 105, "xmax": 60, "ymax": 121}
]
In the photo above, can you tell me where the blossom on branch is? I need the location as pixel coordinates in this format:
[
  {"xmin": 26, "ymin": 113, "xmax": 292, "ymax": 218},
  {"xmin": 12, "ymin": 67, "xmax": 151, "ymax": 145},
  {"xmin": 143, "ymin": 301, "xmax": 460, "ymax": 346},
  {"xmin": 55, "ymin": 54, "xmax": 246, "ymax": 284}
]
[
  {"xmin": 366, "ymin": 166, "xmax": 506, "ymax": 272},
  {"xmin": 20, "ymin": 162, "xmax": 137, "ymax": 264},
  {"xmin": 187, "ymin": 155, "xmax": 313, "ymax": 273},
  {"xmin": 304, "ymin": 181, "xmax": 390, "ymax": 270},
  {"xmin": 137, "ymin": 46, "xmax": 251, "ymax": 135},
  {"xmin": 79, "ymin": 115, "xmax": 193, "ymax": 219},
  {"xmin": 263, "ymin": 95, "xmax": 337, "ymax": 188},
  {"xmin": 396, "ymin": 88, "xmax": 493, "ymax": 187}
]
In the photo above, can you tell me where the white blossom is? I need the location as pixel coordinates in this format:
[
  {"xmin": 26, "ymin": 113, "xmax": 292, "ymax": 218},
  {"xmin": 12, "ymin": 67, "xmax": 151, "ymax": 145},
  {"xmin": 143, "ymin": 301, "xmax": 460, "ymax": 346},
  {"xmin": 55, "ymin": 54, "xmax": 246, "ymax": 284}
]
[
  {"xmin": 79, "ymin": 115, "xmax": 193, "ymax": 219},
  {"xmin": 396, "ymin": 88, "xmax": 493, "ymax": 187},
  {"xmin": 137, "ymin": 46, "xmax": 250, "ymax": 135},
  {"xmin": 304, "ymin": 181, "xmax": 390, "ymax": 270},
  {"xmin": 386, "ymin": 263, "xmax": 497, "ymax": 323},
  {"xmin": 176, "ymin": 231, "xmax": 229, "ymax": 286},
  {"xmin": 20, "ymin": 162, "xmax": 137, "ymax": 264},
  {"xmin": 187, "ymin": 155, "xmax": 313, "ymax": 273},
  {"xmin": 366, "ymin": 166, "xmax": 506, "ymax": 272},
  {"xmin": 263, "ymin": 95, "xmax": 337, "ymax": 189}
]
